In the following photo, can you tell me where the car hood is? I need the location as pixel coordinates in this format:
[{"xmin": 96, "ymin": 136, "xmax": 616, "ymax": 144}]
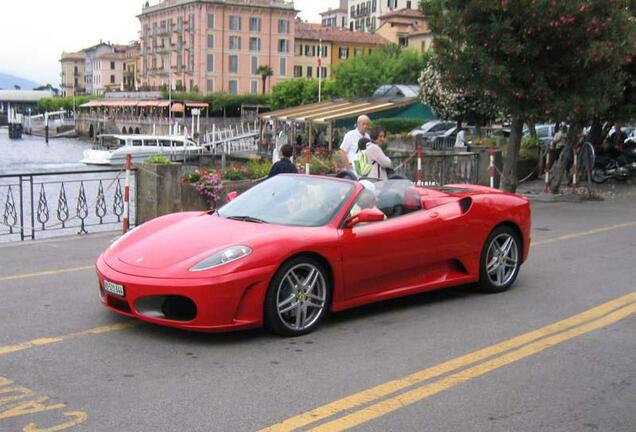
[{"xmin": 107, "ymin": 212, "xmax": 289, "ymax": 272}]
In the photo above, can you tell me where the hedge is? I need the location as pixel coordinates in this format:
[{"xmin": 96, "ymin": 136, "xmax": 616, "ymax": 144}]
[
  {"xmin": 161, "ymin": 91, "xmax": 271, "ymax": 117},
  {"xmin": 372, "ymin": 118, "xmax": 424, "ymax": 134}
]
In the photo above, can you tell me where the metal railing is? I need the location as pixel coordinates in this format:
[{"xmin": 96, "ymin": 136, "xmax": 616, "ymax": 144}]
[
  {"xmin": 392, "ymin": 152, "xmax": 481, "ymax": 186},
  {"xmin": 0, "ymin": 169, "xmax": 136, "ymax": 242}
]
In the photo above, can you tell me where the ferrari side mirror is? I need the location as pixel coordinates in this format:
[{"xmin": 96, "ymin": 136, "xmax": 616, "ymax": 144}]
[
  {"xmin": 226, "ymin": 191, "xmax": 238, "ymax": 202},
  {"xmin": 345, "ymin": 208, "xmax": 385, "ymax": 228}
]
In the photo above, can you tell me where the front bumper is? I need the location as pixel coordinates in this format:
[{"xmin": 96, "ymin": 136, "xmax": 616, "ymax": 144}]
[{"xmin": 96, "ymin": 256, "xmax": 275, "ymax": 332}]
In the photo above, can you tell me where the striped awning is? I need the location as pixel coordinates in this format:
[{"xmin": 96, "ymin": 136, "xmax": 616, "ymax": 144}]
[{"xmin": 261, "ymin": 98, "xmax": 419, "ymax": 124}]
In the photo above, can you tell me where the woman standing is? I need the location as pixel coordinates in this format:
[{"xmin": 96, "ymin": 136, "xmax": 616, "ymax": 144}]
[{"xmin": 365, "ymin": 127, "xmax": 393, "ymax": 180}]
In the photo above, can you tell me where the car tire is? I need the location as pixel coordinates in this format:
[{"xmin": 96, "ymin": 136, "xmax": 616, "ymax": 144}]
[
  {"xmin": 264, "ymin": 256, "xmax": 331, "ymax": 337},
  {"xmin": 477, "ymin": 226, "xmax": 521, "ymax": 294}
]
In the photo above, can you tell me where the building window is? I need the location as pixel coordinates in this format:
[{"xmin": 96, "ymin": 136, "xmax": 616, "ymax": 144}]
[
  {"xmin": 249, "ymin": 17, "xmax": 261, "ymax": 32},
  {"xmin": 207, "ymin": 79, "xmax": 214, "ymax": 93},
  {"xmin": 372, "ymin": 0, "xmax": 377, "ymax": 12},
  {"xmin": 398, "ymin": 36, "xmax": 408, "ymax": 47},
  {"xmin": 229, "ymin": 55, "xmax": 238, "ymax": 73},
  {"xmin": 293, "ymin": 66, "xmax": 302, "ymax": 77},
  {"xmin": 251, "ymin": 56, "xmax": 258, "ymax": 75},
  {"xmin": 294, "ymin": 43, "xmax": 302, "ymax": 56},
  {"xmin": 250, "ymin": 80, "xmax": 258, "ymax": 94},
  {"xmin": 407, "ymin": 0, "xmax": 412, "ymax": 8},
  {"xmin": 207, "ymin": 54, "xmax": 214, "ymax": 72},
  {"xmin": 304, "ymin": 45, "xmax": 315, "ymax": 57},
  {"xmin": 229, "ymin": 80, "xmax": 238, "ymax": 95},
  {"xmin": 229, "ymin": 35, "xmax": 241, "ymax": 50},
  {"xmin": 229, "ymin": 16, "xmax": 241, "ymax": 31},
  {"xmin": 110, "ymin": 75, "xmax": 115, "ymax": 84},
  {"xmin": 280, "ymin": 57, "xmax": 287, "ymax": 76},
  {"xmin": 320, "ymin": 45, "xmax": 328, "ymax": 57},
  {"xmin": 339, "ymin": 47, "xmax": 349, "ymax": 59},
  {"xmin": 355, "ymin": 47, "xmax": 364, "ymax": 56},
  {"xmin": 306, "ymin": 66, "xmax": 312, "ymax": 78},
  {"xmin": 208, "ymin": 13, "xmax": 214, "ymax": 29},
  {"xmin": 249, "ymin": 37, "xmax": 261, "ymax": 52},
  {"xmin": 110, "ymin": 62, "xmax": 115, "ymax": 70},
  {"xmin": 278, "ymin": 19, "xmax": 289, "ymax": 34},
  {"xmin": 319, "ymin": 67, "xmax": 327, "ymax": 78},
  {"xmin": 278, "ymin": 39, "xmax": 289, "ymax": 53},
  {"xmin": 207, "ymin": 34, "xmax": 214, "ymax": 49}
]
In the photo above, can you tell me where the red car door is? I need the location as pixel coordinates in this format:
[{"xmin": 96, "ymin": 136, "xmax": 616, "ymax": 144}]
[{"xmin": 337, "ymin": 209, "xmax": 444, "ymax": 301}]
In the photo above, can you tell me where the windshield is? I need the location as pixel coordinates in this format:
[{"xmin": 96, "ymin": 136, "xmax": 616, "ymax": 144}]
[{"xmin": 218, "ymin": 175, "xmax": 355, "ymax": 227}]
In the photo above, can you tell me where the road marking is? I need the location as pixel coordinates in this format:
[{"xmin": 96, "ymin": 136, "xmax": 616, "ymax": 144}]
[
  {"xmin": 531, "ymin": 221, "xmax": 636, "ymax": 247},
  {"xmin": 307, "ymin": 300, "xmax": 636, "ymax": 432},
  {"xmin": 0, "ymin": 266, "xmax": 94, "ymax": 282},
  {"xmin": 0, "ymin": 322, "xmax": 138, "ymax": 356},
  {"xmin": 0, "ymin": 376, "xmax": 87, "ymax": 431},
  {"xmin": 258, "ymin": 292, "xmax": 636, "ymax": 432}
]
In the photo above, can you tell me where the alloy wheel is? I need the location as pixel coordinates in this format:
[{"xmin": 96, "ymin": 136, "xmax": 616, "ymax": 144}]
[{"xmin": 276, "ymin": 263, "xmax": 327, "ymax": 332}]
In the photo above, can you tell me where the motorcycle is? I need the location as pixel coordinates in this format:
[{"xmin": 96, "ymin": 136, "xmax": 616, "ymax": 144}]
[{"xmin": 592, "ymin": 143, "xmax": 636, "ymax": 183}]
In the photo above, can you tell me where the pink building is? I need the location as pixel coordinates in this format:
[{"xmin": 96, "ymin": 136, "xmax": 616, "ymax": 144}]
[{"xmin": 139, "ymin": 0, "xmax": 298, "ymax": 95}]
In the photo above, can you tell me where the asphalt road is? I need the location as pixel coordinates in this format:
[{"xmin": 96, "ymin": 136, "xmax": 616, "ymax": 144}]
[{"xmin": 0, "ymin": 195, "xmax": 635, "ymax": 432}]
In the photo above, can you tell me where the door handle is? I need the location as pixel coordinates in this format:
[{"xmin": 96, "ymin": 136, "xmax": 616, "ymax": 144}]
[{"xmin": 429, "ymin": 212, "xmax": 439, "ymax": 218}]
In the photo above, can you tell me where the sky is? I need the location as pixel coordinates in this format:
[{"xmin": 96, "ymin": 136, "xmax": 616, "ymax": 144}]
[{"xmin": 0, "ymin": 0, "xmax": 340, "ymax": 87}]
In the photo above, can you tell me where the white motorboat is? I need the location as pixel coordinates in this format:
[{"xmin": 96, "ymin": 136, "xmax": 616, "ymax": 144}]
[{"xmin": 81, "ymin": 134, "xmax": 204, "ymax": 165}]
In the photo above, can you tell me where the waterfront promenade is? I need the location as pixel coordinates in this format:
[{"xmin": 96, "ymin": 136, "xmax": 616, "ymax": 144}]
[{"xmin": 0, "ymin": 195, "xmax": 635, "ymax": 431}]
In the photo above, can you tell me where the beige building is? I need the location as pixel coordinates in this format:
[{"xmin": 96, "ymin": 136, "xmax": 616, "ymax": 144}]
[
  {"xmin": 294, "ymin": 23, "xmax": 387, "ymax": 80},
  {"xmin": 139, "ymin": 0, "xmax": 298, "ymax": 95},
  {"xmin": 376, "ymin": 8, "xmax": 432, "ymax": 52},
  {"xmin": 348, "ymin": 0, "xmax": 419, "ymax": 33},
  {"xmin": 59, "ymin": 51, "xmax": 86, "ymax": 97},
  {"xmin": 320, "ymin": 0, "xmax": 348, "ymax": 29},
  {"xmin": 124, "ymin": 41, "xmax": 142, "ymax": 91}
]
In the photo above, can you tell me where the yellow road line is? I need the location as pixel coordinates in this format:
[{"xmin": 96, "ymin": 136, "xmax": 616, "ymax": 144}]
[
  {"xmin": 258, "ymin": 292, "xmax": 636, "ymax": 432},
  {"xmin": 0, "ymin": 265, "xmax": 94, "ymax": 282},
  {"xmin": 309, "ymin": 301, "xmax": 636, "ymax": 432},
  {"xmin": 0, "ymin": 322, "xmax": 138, "ymax": 356},
  {"xmin": 531, "ymin": 221, "xmax": 636, "ymax": 247}
]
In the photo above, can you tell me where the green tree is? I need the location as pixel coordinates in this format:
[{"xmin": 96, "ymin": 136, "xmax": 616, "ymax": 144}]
[
  {"xmin": 256, "ymin": 65, "xmax": 274, "ymax": 95},
  {"xmin": 422, "ymin": 0, "xmax": 635, "ymax": 192},
  {"xmin": 333, "ymin": 47, "xmax": 431, "ymax": 97},
  {"xmin": 270, "ymin": 79, "xmax": 337, "ymax": 110}
]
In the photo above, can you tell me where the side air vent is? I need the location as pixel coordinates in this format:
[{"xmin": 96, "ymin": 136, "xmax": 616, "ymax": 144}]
[{"xmin": 459, "ymin": 197, "xmax": 472, "ymax": 214}]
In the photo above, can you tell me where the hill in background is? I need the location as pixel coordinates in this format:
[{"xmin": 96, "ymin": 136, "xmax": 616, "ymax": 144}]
[{"xmin": 0, "ymin": 72, "xmax": 41, "ymax": 90}]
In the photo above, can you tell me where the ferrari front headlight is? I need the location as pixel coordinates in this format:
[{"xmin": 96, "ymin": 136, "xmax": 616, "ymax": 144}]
[{"xmin": 189, "ymin": 246, "xmax": 252, "ymax": 272}]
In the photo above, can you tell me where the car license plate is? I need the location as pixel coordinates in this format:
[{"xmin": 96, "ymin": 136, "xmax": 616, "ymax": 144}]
[{"xmin": 104, "ymin": 280, "xmax": 125, "ymax": 297}]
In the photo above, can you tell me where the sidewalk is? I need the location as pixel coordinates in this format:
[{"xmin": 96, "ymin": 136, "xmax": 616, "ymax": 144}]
[{"xmin": 517, "ymin": 178, "xmax": 636, "ymax": 202}]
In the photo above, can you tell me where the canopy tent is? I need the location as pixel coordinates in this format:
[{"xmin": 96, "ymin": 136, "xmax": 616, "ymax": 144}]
[{"xmin": 260, "ymin": 98, "xmax": 435, "ymax": 150}]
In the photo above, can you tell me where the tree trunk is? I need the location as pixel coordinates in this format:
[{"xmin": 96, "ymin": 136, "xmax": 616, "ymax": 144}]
[
  {"xmin": 501, "ymin": 116, "xmax": 524, "ymax": 193},
  {"xmin": 528, "ymin": 121, "xmax": 537, "ymax": 140},
  {"xmin": 549, "ymin": 123, "xmax": 582, "ymax": 194},
  {"xmin": 262, "ymin": 76, "xmax": 267, "ymax": 95}
]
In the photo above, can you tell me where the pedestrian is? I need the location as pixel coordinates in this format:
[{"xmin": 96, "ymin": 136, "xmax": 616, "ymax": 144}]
[
  {"xmin": 454, "ymin": 126, "xmax": 466, "ymax": 148},
  {"xmin": 268, "ymin": 144, "xmax": 298, "ymax": 178},
  {"xmin": 358, "ymin": 127, "xmax": 392, "ymax": 180},
  {"xmin": 340, "ymin": 115, "xmax": 371, "ymax": 170}
]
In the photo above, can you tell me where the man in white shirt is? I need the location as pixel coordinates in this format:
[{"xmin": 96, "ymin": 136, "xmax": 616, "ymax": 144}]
[{"xmin": 340, "ymin": 115, "xmax": 371, "ymax": 169}]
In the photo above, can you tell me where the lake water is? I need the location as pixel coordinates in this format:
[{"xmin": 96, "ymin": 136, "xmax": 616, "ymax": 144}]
[
  {"xmin": 0, "ymin": 128, "xmax": 91, "ymax": 174},
  {"xmin": 0, "ymin": 128, "xmax": 135, "ymax": 242}
]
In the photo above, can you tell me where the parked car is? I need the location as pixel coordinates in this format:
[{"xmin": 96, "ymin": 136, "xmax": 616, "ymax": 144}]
[
  {"xmin": 408, "ymin": 120, "xmax": 457, "ymax": 138},
  {"xmin": 523, "ymin": 124, "xmax": 557, "ymax": 148},
  {"xmin": 96, "ymin": 175, "xmax": 531, "ymax": 336}
]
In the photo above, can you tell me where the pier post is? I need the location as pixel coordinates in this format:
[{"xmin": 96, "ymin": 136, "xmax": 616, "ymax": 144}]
[{"xmin": 44, "ymin": 112, "xmax": 49, "ymax": 144}]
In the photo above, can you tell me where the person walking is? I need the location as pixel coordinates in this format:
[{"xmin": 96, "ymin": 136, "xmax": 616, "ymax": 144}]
[
  {"xmin": 340, "ymin": 115, "xmax": 371, "ymax": 170},
  {"xmin": 268, "ymin": 144, "xmax": 298, "ymax": 177}
]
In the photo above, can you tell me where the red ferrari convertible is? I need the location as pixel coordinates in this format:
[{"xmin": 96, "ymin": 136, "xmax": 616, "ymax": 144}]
[{"xmin": 96, "ymin": 175, "xmax": 531, "ymax": 336}]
